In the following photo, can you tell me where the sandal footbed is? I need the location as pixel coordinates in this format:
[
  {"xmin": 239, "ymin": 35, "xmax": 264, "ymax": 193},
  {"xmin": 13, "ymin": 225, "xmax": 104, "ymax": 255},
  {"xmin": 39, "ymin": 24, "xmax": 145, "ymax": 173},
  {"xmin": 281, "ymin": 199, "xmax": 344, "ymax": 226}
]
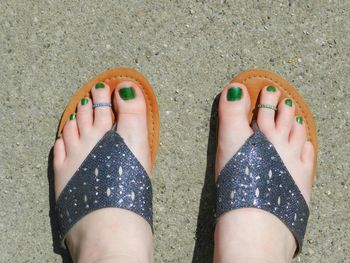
[
  {"xmin": 232, "ymin": 68, "xmax": 318, "ymax": 178},
  {"xmin": 56, "ymin": 68, "xmax": 160, "ymax": 170}
]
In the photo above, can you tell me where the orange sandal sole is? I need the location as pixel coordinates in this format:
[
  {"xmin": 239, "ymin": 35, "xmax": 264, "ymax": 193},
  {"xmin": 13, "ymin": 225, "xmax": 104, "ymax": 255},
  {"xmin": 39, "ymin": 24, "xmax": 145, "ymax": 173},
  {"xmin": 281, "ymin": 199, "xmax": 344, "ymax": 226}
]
[
  {"xmin": 232, "ymin": 68, "xmax": 318, "ymax": 177},
  {"xmin": 56, "ymin": 68, "xmax": 160, "ymax": 170}
]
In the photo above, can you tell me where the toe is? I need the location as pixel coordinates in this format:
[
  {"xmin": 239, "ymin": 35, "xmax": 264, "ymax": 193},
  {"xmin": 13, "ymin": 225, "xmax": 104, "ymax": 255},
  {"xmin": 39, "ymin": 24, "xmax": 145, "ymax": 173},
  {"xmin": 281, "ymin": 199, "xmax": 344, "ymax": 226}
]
[
  {"xmin": 301, "ymin": 140, "xmax": 315, "ymax": 169},
  {"xmin": 91, "ymin": 82, "xmax": 113, "ymax": 132},
  {"xmin": 114, "ymin": 81, "xmax": 151, "ymax": 174},
  {"xmin": 218, "ymin": 83, "xmax": 250, "ymax": 123},
  {"xmin": 257, "ymin": 85, "xmax": 281, "ymax": 134},
  {"xmin": 216, "ymin": 83, "xmax": 253, "ymax": 177},
  {"xmin": 76, "ymin": 97, "xmax": 93, "ymax": 136},
  {"xmin": 114, "ymin": 81, "xmax": 147, "ymax": 114},
  {"xmin": 54, "ymin": 137, "xmax": 66, "ymax": 167},
  {"xmin": 275, "ymin": 98, "xmax": 295, "ymax": 138},
  {"xmin": 62, "ymin": 114, "xmax": 80, "ymax": 154},
  {"xmin": 289, "ymin": 116, "xmax": 307, "ymax": 154}
]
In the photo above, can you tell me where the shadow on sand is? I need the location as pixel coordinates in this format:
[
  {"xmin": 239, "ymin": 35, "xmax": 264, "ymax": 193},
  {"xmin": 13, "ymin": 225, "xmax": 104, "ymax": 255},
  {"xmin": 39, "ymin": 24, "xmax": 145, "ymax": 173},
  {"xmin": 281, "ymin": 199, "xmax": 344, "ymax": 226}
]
[{"xmin": 191, "ymin": 94, "xmax": 220, "ymax": 263}]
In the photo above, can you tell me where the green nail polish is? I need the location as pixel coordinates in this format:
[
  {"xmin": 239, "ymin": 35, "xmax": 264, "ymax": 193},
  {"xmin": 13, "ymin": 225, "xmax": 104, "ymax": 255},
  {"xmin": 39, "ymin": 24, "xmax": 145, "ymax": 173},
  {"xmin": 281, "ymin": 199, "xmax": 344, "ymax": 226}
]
[
  {"xmin": 81, "ymin": 98, "xmax": 89, "ymax": 105},
  {"xmin": 227, "ymin": 87, "xmax": 243, "ymax": 101},
  {"xmin": 285, "ymin": 99, "xmax": 293, "ymax": 107},
  {"xmin": 266, "ymin": 85, "xmax": 276, "ymax": 92},
  {"xmin": 119, "ymin": 87, "xmax": 135, "ymax": 100},
  {"xmin": 69, "ymin": 113, "xmax": 77, "ymax": 120},
  {"xmin": 96, "ymin": 83, "xmax": 105, "ymax": 89},
  {"xmin": 296, "ymin": 116, "xmax": 303, "ymax": 124}
]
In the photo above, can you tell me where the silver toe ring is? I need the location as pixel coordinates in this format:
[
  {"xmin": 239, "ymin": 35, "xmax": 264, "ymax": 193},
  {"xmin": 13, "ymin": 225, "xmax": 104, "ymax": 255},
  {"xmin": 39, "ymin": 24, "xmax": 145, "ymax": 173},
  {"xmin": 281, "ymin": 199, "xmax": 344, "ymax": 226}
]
[
  {"xmin": 92, "ymin": 103, "xmax": 112, "ymax": 109},
  {"xmin": 257, "ymin": 103, "xmax": 277, "ymax": 111}
]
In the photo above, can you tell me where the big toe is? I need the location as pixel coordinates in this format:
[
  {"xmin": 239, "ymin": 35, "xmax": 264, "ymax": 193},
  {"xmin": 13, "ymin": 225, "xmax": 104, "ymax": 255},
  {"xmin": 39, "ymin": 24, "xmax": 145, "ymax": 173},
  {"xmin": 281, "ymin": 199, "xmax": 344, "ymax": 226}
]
[
  {"xmin": 114, "ymin": 81, "xmax": 151, "ymax": 174},
  {"xmin": 216, "ymin": 83, "xmax": 253, "ymax": 178}
]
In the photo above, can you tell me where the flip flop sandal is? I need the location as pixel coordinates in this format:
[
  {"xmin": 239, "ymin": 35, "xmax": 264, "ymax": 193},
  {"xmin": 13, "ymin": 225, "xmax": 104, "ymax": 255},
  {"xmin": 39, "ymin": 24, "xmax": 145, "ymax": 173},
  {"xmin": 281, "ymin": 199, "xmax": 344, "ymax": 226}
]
[
  {"xmin": 216, "ymin": 68, "xmax": 318, "ymax": 256},
  {"xmin": 55, "ymin": 68, "xmax": 159, "ymax": 247}
]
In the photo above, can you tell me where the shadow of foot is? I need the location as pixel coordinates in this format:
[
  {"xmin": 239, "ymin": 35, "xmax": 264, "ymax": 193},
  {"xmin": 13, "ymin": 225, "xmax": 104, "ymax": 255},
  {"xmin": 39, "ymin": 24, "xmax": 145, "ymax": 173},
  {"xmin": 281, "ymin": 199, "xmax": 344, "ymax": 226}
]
[{"xmin": 191, "ymin": 94, "xmax": 220, "ymax": 263}]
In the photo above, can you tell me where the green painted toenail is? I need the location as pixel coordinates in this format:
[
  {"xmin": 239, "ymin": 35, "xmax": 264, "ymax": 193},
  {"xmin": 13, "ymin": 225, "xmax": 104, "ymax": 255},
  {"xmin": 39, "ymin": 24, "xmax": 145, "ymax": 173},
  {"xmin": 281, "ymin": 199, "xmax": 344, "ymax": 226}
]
[
  {"xmin": 285, "ymin": 99, "xmax": 293, "ymax": 107},
  {"xmin": 119, "ymin": 87, "xmax": 135, "ymax": 100},
  {"xmin": 69, "ymin": 113, "xmax": 77, "ymax": 120},
  {"xmin": 227, "ymin": 87, "xmax": 242, "ymax": 101},
  {"xmin": 296, "ymin": 116, "xmax": 303, "ymax": 124},
  {"xmin": 266, "ymin": 85, "xmax": 276, "ymax": 92},
  {"xmin": 95, "ymin": 83, "xmax": 105, "ymax": 89},
  {"xmin": 81, "ymin": 98, "xmax": 89, "ymax": 105}
]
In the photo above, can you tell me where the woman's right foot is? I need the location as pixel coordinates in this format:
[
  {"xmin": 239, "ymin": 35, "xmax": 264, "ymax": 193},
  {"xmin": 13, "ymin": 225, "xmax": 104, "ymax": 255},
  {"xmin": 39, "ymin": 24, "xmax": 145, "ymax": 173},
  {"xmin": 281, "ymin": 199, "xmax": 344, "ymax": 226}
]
[
  {"xmin": 54, "ymin": 81, "xmax": 153, "ymax": 263},
  {"xmin": 214, "ymin": 84, "xmax": 315, "ymax": 263}
]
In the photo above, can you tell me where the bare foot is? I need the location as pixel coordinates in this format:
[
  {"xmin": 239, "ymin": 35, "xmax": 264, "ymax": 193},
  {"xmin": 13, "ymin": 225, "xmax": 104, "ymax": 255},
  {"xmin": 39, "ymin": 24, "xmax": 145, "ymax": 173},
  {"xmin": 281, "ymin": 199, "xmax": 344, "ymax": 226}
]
[
  {"xmin": 54, "ymin": 81, "xmax": 152, "ymax": 263},
  {"xmin": 214, "ymin": 84, "xmax": 315, "ymax": 263}
]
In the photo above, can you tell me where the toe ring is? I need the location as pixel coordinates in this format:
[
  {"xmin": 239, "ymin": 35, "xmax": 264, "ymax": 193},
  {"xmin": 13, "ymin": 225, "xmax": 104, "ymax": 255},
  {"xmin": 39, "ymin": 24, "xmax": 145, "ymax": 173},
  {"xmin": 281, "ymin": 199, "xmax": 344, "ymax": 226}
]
[
  {"xmin": 92, "ymin": 103, "xmax": 112, "ymax": 109},
  {"xmin": 257, "ymin": 103, "xmax": 277, "ymax": 111}
]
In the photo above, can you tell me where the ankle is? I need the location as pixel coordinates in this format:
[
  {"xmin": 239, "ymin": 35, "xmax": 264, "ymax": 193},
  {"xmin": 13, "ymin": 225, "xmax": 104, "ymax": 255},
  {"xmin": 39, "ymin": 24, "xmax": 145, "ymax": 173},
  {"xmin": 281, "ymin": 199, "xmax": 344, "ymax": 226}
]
[
  {"xmin": 75, "ymin": 249, "xmax": 145, "ymax": 263},
  {"xmin": 76, "ymin": 249, "xmax": 146, "ymax": 263},
  {"xmin": 69, "ymin": 237, "xmax": 152, "ymax": 263},
  {"xmin": 66, "ymin": 209, "xmax": 153, "ymax": 263},
  {"xmin": 214, "ymin": 209, "xmax": 296, "ymax": 263},
  {"xmin": 67, "ymin": 233, "xmax": 120, "ymax": 263}
]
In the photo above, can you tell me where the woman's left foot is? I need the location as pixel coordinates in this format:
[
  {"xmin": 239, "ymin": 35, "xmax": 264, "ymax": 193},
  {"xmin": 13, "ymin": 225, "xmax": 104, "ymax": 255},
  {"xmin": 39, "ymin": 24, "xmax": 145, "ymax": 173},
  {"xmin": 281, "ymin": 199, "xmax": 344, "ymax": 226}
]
[{"xmin": 214, "ymin": 83, "xmax": 315, "ymax": 263}]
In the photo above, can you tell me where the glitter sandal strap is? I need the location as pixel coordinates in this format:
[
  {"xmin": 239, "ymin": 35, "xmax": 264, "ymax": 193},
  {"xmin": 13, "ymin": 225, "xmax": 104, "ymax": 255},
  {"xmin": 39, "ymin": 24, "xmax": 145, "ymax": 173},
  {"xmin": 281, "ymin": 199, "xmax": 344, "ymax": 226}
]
[
  {"xmin": 55, "ymin": 130, "xmax": 152, "ymax": 247},
  {"xmin": 216, "ymin": 129, "xmax": 309, "ymax": 256}
]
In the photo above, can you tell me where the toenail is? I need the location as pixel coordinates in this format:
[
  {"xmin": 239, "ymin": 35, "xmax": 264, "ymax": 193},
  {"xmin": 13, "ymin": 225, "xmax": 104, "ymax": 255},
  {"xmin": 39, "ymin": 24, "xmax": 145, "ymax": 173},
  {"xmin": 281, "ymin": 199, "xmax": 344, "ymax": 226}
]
[
  {"xmin": 69, "ymin": 113, "xmax": 77, "ymax": 120},
  {"xmin": 285, "ymin": 99, "xmax": 293, "ymax": 107},
  {"xmin": 81, "ymin": 98, "xmax": 89, "ymax": 105},
  {"xmin": 227, "ymin": 87, "xmax": 242, "ymax": 101},
  {"xmin": 95, "ymin": 83, "xmax": 105, "ymax": 89},
  {"xmin": 296, "ymin": 116, "xmax": 303, "ymax": 124},
  {"xmin": 266, "ymin": 85, "xmax": 276, "ymax": 92},
  {"xmin": 119, "ymin": 87, "xmax": 135, "ymax": 100}
]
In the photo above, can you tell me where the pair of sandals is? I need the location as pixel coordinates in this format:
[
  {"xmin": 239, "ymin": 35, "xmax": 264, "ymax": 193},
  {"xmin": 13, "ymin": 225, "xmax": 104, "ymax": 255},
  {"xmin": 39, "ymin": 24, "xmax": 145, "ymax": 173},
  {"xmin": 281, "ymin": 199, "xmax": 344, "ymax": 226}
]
[{"xmin": 55, "ymin": 68, "xmax": 318, "ymax": 256}]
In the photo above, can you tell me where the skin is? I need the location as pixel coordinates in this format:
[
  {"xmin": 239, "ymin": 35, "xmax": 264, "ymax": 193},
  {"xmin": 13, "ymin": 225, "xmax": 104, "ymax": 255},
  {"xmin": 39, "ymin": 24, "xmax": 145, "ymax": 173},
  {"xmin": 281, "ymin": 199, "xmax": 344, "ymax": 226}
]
[
  {"xmin": 54, "ymin": 80, "xmax": 314, "ymax": 263},
  {"xmin": 214, "ymin": 83, "xmax": 314, "ymax": 263},
  {"xmin": 54, "ymin": 81, "xmax": 152, "ymax": 263}
]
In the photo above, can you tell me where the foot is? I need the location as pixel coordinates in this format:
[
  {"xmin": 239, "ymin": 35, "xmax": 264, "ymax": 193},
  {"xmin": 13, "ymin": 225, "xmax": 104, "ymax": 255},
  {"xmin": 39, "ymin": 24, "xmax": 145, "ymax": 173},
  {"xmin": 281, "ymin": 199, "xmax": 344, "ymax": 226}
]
[
  {"xmin": 54, "ymin": 81, "xmax": 152, "ymax": 263},
  {"xmin": 214, "ymin": 84, "xmax": 315, "ymax": 263}
]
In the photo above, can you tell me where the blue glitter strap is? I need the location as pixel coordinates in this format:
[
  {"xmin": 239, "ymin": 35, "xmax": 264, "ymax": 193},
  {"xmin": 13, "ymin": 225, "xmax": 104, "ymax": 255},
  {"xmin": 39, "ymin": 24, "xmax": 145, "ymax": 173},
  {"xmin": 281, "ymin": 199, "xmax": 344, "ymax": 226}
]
[
  {"xmin": 55, "ymin": 130, "xmax": 152, "ymax": 247},
  {"xmin": 216, "ymin": 130, "xmax": 309, "ymax": 256}
]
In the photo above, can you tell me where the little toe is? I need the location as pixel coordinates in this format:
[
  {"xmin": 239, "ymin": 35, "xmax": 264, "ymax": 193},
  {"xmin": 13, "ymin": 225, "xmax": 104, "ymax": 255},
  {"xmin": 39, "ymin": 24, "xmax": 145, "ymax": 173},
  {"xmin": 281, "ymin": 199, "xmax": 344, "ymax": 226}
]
[
  {"xmin": 113, "ymin": 81, "xmax": 151, "ymax": 174},
  {"xmin": 257, "ymin": 85, "xmax": 280, "ymax": 133},
  {"xmin": 289, "ymin": 116, "xmax": 307, "ymax": 154},
  {"xmin": 301, "ymin": 140, "xmax": 315, "ymax": 169},
  {"xmin": 275, "ymin": 98, "xmax": 295, "ymax": 138},
  {"xmin": 296, "ymin": 138, "xmax": 315, "ymax": 204},
  {"xmin": 76, "ymin": 97, "xmax": 93, "ymax": 136},
  {"xmin": 62, "ymin": 114, "xmax": 80, "ymax": 154},
  {"xmin": 91, "ymin": 82, "xmax": 113, "ymax": 132},
  {"xmin": 54, "ymin": 137, "xmax": 66, "ymax": 167},
  {"xmin": 216, "ymin": 83, "xmax": 253, "ymax": 177}
]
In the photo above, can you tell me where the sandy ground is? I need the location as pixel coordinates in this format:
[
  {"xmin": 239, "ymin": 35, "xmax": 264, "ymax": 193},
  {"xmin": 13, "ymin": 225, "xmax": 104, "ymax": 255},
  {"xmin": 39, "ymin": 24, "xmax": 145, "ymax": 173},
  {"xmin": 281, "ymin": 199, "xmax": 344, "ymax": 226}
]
[{"xmin": 0, "ymin": 0, "xmax": 349, "ymax": 262}]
